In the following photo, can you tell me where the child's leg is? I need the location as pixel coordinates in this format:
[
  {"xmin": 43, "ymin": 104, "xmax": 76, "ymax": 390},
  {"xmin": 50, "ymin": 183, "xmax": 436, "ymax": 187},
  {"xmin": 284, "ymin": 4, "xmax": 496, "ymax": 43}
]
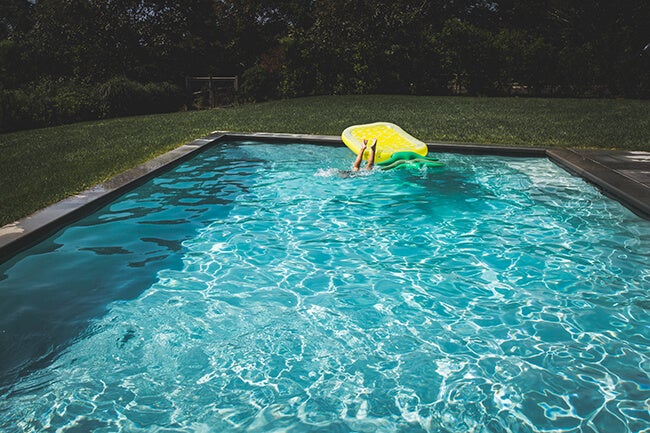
[
  {"xmin": 365, "ymin": 138, "xmax": 377, "ymax": 170},
  {"xmin": 352, "ymin": 139, "xmax": 368, "ymax": 171}
]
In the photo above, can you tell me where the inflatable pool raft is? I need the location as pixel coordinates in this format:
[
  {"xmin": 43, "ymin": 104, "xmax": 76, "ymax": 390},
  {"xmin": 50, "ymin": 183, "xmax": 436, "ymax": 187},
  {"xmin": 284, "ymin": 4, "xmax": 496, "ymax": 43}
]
[
  {"xmin": 342, "ymin": 122, "xmax": 428, "ymax": 163},
  {"xmin": 376, "ymin": 151, "xmax": 444, "ymax": 170}
]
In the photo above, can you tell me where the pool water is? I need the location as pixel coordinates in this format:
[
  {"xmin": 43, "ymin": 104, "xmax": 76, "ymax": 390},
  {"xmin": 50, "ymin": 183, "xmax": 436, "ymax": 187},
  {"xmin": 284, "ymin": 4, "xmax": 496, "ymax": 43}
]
[{"xmin": 1, "ymin": 142, "xmax": 649, "ymax": 432}]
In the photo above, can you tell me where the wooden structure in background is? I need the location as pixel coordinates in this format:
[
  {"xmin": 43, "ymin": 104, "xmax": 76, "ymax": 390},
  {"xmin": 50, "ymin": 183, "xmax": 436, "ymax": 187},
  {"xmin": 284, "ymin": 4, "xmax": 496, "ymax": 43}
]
[{"xmin": 186, "ymin": 76, "xmax": 238, "ymax": 108}]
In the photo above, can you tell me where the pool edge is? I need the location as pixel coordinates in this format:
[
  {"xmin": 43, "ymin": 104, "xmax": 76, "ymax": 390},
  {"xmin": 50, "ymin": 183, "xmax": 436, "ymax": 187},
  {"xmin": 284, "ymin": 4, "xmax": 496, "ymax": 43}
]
[
  {"xmin": 547, "ymin": 148, "xmax": 650, "ymax": 219},
  {"xmin": 1, "ymin": 132, "xmax": 648, "ymax": 263},
  {"xmin": 0, "ymin": 132, "xmax": 228, "ymax": 264}
]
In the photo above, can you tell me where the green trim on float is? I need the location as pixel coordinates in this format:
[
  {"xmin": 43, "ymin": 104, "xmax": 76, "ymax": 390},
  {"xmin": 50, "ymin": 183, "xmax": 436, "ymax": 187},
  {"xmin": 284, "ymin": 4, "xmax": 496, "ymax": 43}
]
[{"xmin": 376, "ymin": 151, "xmax": 445, "ymax": 170}]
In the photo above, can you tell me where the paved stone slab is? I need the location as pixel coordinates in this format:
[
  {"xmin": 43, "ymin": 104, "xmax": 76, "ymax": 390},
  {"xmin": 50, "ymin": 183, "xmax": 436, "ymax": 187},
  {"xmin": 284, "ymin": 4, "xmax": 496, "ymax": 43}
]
[
  {"xmin": 547, "ymin": 149, "xmax": 650, "ymax": 218},
  {"xmin": 578, "ymin": 150, "xmax": 650, "ymax": 188}
]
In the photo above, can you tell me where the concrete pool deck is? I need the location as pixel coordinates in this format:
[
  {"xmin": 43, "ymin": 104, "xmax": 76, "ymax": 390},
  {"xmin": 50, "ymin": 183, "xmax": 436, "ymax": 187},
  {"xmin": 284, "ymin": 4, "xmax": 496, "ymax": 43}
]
[
  {"xmin": 547, "ymin": 148, "xmax": 650, "ymax": 218},
  {"xmin": 1, "ymin": 132, "xmax": 649, "ymax": 263}
]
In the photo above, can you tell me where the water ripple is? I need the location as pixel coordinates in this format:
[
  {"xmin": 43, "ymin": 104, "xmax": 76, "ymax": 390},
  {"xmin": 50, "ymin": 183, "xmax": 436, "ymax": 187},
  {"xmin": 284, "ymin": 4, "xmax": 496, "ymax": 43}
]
[{"xmin": 1, "ymin": 143, "xmax": 649, "ymax": 432}]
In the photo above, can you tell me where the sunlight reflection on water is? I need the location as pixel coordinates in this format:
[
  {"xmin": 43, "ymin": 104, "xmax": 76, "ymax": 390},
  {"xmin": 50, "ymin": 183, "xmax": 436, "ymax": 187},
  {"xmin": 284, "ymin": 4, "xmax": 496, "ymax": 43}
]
[{"xmin": 1, "ymin": 142, "xmax": 649, "ymax": 432}]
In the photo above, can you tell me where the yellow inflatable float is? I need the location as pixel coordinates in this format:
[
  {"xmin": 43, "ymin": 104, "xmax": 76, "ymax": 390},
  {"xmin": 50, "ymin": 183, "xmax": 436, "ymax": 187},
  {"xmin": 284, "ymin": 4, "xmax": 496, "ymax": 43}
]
[
  {"xmin": 342, "ymin": 122, "xmax": 443, "ymax": 169},
  {"xmin": 341, "ymin": 122, "xmax": 428, "ymax": 163}
]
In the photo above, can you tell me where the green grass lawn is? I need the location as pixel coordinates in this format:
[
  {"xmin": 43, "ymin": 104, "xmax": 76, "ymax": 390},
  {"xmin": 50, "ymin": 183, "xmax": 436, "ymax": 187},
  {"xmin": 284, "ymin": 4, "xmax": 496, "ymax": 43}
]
[{"xmin": 1, "ymin": 95, "xmax": 648, "ymax": 227}]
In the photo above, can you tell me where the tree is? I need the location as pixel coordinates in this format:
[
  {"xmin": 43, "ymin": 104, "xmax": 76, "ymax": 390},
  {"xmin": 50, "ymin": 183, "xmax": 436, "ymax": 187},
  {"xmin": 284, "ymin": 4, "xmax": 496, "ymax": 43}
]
[
  {"xmin": 0, "ymin": 0, "xmax": 33, "ymax": 39},
  {"xmin": 546, "ymin": 0, "xmax": 650, "ymax": 96},
  {"xmin": 434, "ymin": 18, "xmax": 500, "ymax": 95},
  {"xmin": 1, "ymin": 0, "xmax": 648, "ymax": 130}
]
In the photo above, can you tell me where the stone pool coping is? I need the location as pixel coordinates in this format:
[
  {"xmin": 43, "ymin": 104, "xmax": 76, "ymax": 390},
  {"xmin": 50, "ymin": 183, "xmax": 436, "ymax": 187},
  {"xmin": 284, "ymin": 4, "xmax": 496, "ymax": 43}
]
[{"xmin": 1, "ymin": 132, "xmax": 648, "ymax": 263}]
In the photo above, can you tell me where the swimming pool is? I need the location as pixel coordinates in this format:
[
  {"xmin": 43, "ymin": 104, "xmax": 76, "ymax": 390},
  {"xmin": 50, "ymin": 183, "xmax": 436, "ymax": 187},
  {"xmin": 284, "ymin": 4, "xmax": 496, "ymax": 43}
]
[{"xmin": 1, "ymin": 141, "xmax": 649, "ymax": 432}]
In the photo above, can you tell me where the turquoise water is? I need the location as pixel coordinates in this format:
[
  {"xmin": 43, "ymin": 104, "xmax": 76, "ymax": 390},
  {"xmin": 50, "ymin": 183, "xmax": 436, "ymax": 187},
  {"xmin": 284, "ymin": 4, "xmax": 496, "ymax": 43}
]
[{"xmin": 1, "ymin": 141, "xmax": 649, "ymax": 432}]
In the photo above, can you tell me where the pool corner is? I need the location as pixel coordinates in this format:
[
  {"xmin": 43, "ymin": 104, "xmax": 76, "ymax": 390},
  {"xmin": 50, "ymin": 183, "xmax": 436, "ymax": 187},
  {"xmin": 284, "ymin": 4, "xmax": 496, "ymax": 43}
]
[{"xmin": 547, "ymin": 148, "xmax": 650, "ymax": 219}]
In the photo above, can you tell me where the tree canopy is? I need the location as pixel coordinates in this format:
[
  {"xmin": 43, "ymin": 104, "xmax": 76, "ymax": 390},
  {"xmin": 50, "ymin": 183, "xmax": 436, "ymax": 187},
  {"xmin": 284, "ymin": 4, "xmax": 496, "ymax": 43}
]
[{"xmin": 1, "ymin": 0, "xmax": 648, "ymax": 122}]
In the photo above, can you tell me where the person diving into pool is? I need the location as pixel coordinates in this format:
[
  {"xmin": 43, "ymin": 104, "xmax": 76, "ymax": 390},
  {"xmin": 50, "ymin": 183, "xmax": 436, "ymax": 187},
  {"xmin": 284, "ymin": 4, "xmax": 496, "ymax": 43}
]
[{"xmin": 352, "ymin": 138, "xmax": 377, "ymax": 171}]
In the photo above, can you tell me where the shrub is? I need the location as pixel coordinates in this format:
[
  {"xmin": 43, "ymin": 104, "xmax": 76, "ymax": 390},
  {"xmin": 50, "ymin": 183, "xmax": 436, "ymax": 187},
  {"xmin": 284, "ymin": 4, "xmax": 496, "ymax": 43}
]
[
  {"xmin": 51, "ymin": 84, "xmax": 99, "ymax": 124},
  {"xmin": 0, "ymin": 88, "xmax": 52, "ymax": 132},
  {"xmin": 0, "ymin": 81, "xmax": 102, "ymax": 132},
  {"xmin": 98, "ymin": 77, "xmax": 146, "ymax": 118},
  {"xmin": 240, "ymin": 65, "xmax": 277, "ymax": 102},
  {"xmin": 0, "ymin": 78, "xmax": 184, "ymax": 132},
  {"xmin": 99, "ymin": 77, "xmax": 184, "ymax": 118},
  {"xmin": 142, "ymin": 82, "xmax": 184, "ymax": 114}
]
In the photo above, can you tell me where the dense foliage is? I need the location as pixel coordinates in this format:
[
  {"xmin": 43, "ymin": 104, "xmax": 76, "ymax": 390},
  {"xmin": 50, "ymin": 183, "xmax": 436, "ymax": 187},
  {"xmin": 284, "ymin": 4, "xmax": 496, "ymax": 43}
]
[{"xmin": 1, "ymin": 0, "xmax": 648, "ymax": 131}]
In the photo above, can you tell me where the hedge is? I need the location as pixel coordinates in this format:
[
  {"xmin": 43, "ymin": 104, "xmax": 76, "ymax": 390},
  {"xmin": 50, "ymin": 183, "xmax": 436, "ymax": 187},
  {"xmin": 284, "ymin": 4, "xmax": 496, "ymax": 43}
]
[{"xmin": 1, "ymin": 78, "xmax": 185, "ymax": 133}]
